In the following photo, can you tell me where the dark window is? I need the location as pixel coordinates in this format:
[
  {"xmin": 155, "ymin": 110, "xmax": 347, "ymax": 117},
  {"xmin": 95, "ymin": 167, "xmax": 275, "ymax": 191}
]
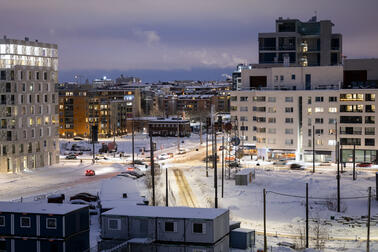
[
  {"xmin": 278, "ymin": 22, "xmax": 296, "ymax": 32},
  {"xmin": 291, "ymin": 74, "xmax": 295, "ymax": 80},
  {"xmin": 20, "ymin": 217, "xmax": 31, "ymax": 228},
  {"xmin": 331, "ymin": 38, "xmax": 340, "ymax": 50},
  {"xmin": 0, "ymin": 71, "xmax": 5, "ymax": 80},
  {"xmin": 46, "ymin": 218, "xmax": 57, "ymax": 229},
  {"xmin": 0, "ymin": 240, "xmax": 6, "ymax": 251},
  {"xmin": 365, "ymin": 139, "xmax": 375, "ymax": 146},
  {"xmin": 259, "ymin": 38, "xmax": 276, "ymax": 50},
  {"xmin": 5, "ymin": 83, "xmax": 11, "ymax": 93},
  {"xmin": 193, "ymin": 223, "xmax": 203, "ymax": 233},
  {"xmin": 365, "ymin": 127, "xmax": 375, "ymax": 135},
  {"xmin": 329, "ymin": 96, "xmax": 337, "ymax": 102},
  {"xmin": 165, "ymin": 222, "xmax": 174, "ymax": 232},
  {"xmin": 315, "ymin": 96, "xmax": 324, "ymax": 102},
  {"xmin": 331, "ymin": 53, "xmax": 338, "ymax": 65},
  {"xmin": 340, "ymin": 138, "xmax": 361, "ymax": 146},
  {"xmin": 259, "ymin": 53, "xmax": 276, "ymax": 64},
  {"xmin": 340, "ymin": 116, "xmax": 362, "ymax": 124},
  {"xmin": 365, "ymin": 116, "xmax": 375, "ymax": 124},
  {"xmin": 0, "ymin": 216, "xmax": 4, "ymax": 226},
  {"xmin": 44, "ymin": 72, "xmax": 48, "ymax": 80},
  {"xmin": 36, "ymin": 72, "xmax": 40, "ymax": 80},
  {"xmin": 285, "ymin": 107, "xmax": 293, "ymax": 113},
  {"xmin": 108, "ymin": 219, "xmax": 120, "ymax": 230},
  {"xmin": 315, "ymin": 118, "xmax": 324, "ymax": 124}
]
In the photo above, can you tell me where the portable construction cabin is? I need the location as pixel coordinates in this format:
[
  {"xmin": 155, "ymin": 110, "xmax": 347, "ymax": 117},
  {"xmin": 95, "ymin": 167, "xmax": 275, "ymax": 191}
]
[
  {"xmin": 235, "ymin": 168, "xmax": 255, "ymax": 185},
  {"xmin": 0, "ymin": 202, "xmax": 89, "ymax": 252},
  {"xmin": 101, "ymin": 206, "xmax": 229, "ymax": 250},
  {"xmin": 230, "ymin": 228, "xmax": 255, "ymax": 250}
]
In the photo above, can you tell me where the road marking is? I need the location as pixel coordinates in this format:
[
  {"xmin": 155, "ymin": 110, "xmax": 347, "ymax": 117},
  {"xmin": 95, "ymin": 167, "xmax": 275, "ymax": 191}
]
[{"xmin": 173, "ymin": 169, "xmax": 197, "ymax": 207}]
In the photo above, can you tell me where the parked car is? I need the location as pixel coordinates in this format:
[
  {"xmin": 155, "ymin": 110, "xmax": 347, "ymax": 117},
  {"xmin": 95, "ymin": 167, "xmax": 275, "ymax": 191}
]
[
  {"xmin": 73, "ymin": 136, "xmax": 84, "ymax": 141},
  {"xmin": 228, "ymin": 161, "xmax": 240, "ymax": 168},
  {"xmin": 47, "ymin": 194, "xmax": 65, "ymax": 204},
  {"xmin": 70, "ymin": 192, "xmax": 98, "ymax": 202},
  {"xmin": 158, "ymin": 153, "xmax": 170, "ymax": 160},
  {"xmin": 133, "ymin": 160, "xmax": 145, "ymax": 165},
  {"xmin": 273, "ymin": 159, "xmax": 288, "ymax": 166},
  {"xmin": 290, "ymin": 163, "xmax": 304, "ymax": 170},
  {"xmin": 65, "ymin": 154, "xmax": 77, "ymax": 160},
  {"xmin": 357, "ymin": 162, "xmax": 372, "ymax": 167},
  {"xmin": 178, "ymin": 149, "xmax": 187, "ymax": 155},
  {"xmin": 85, "ymin": 169, "xmax": 95, "ymax": 176},
  {"xmin": 167, "ymin": 153, "xmax": 174, "ymax": 158},
  {"xmin": 225, "ymin": 156, "xmax": 235, "ymax": 161}
]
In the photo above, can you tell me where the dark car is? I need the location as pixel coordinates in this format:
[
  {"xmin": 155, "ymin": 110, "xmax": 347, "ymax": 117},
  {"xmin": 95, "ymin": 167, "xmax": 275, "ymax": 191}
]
[
  {"xmin": 47, "ymin": 194, "xmax": 65, "ymax": 204},
  {"xmin": 70, "ymin": 192, "xmax": 98, "ymax": 202},
  {"xmin": 133, "ymin": 160, "xmax": 145, "ymax": 165},
  {"xmin": 357, "ymin": 162, "xmax": 372, "ymax": 167},
  {"xmin": 290, "ymin": 163, "xmax": 304, "ymax": 170},
  {"xmin": 228, "ymin": 162, "xmax": 240, "ymax": 168},
  {"xmin": 85, "ymin": 169, "xmax": 95, "ymax": 176},
  {"xmin": 65, "ymin": 154, "xmax": 77, "ymax": 160}
]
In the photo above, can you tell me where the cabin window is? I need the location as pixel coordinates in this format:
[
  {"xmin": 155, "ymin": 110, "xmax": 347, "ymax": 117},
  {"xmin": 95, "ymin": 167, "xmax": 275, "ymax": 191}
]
[
  {"xmin": 193, "ymin": 223, "xmax": 206, "ymax": 234},
  {"xmin": 0, "ymin": 216, "xmax": 4, "ymax": 227},
  {"xmin": 46, "ymin": 218, "xmax": 57, "ymax": 229},
  {"xmin": 108, "ymin": 219, "xmax": 120, "ymax": 230},
  {"xmin": 165, "ymin": 221, "xmax": 177, "ymax": 232},
  {"xmin": 20, "ymin": 217, "xmax": 31, "ymax": 228}
]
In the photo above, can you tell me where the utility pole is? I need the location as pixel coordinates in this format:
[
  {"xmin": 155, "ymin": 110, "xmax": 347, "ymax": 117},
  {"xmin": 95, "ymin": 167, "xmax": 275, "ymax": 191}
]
[
  {"xmin": 335, "ymin": 121, "xmax": 338, "ymax": 164},
  {"xmin": 165, "ymin": 168, "xmax": 168, "ymax": 207},
  {"xmin": 149, "ymin": 124, "xmax": 155, "ymax": 206},
  {"xmin": 353, "ymin": 144, "xmax": 356, "ymax": 180},
  {"xmin": 113, "ymin": 120, "xmax": 116, "ymax": 158},
  {"xmin": 263, "ymin": 188, "xmax": 267, "ymax": 252},
  {"xmin": 206, "ymin": 118, "xmax": 209, "ymax": 177},
  {"xmin": 228, "ymin": 131, "xmax": 231, "ymax": 179},
  {"xmin": 367, "ymin": 186, "xmax": 371, "ymax": 252},
  {"xmin": 213, "ymin": 121, "xmax": 218, "ymax": 208},
  {"xmin": 200, "ymin": 117, "xmax": 203, "ymax": 145},
  {"xmin": 306, "ymin": 183, "xmax": 309, "ymax": 248},
  {"xmin": 132, "ymin": 118, "xmax": 135, "ymax": 166},
  {"xmin": 337, "ymin": 141, "xmax": 341, "ymax": 213},
  {"xmin": 177, "ymin": 121, "xmax": 180, "ymax": 152},
  {"xmin": 222, "ymin": 135, "xmax": 224, "ymax": 198},
  {"xmin": 313, "ymin": 125, "xmax": 315, "ymax": 173}
]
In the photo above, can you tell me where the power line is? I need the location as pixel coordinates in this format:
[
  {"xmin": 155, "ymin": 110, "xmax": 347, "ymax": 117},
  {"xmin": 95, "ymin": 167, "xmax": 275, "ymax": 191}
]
[{"xmin": 266, "ymin": 190, "xmax": 375, "ymax": 200}]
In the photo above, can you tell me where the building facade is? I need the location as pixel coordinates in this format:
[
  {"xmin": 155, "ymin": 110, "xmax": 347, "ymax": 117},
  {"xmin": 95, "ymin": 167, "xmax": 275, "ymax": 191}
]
[
  {"xmin": 0, "ymin": 37, "xmax": 59, "ymax": 172},
  {"xmin": 231, "ymin": 88, "xmax": 377, "ymax": 162},
  {"xmin": 259, "ymin": 16, "xmax": 342, "ymax": 67},
  {"xmin": 58, "ymin": 84, "xmax": 141, "ymax": 138}
]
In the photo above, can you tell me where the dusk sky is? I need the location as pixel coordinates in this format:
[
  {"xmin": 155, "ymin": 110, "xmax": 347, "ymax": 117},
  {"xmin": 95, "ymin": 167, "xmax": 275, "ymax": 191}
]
[{"xmin": 1, "ymin": 0, "xmax": 378, "ymax": 82}]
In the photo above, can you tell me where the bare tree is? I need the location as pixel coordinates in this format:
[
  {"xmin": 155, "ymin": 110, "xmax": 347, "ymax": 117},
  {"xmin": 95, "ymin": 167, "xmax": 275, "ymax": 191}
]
[
  {"xmin": 311, "ymin": 215, "xmax": 329, "ymax": 250},
  {"xmin": 294, "ymin": 221, "xmax": 306, "ymax": 249}
]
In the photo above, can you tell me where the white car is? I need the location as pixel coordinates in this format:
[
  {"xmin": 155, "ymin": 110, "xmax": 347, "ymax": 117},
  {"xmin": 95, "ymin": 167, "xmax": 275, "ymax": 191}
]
[{"xmin": 158, "ymin": 153, "xmax": 170, "ymax": 160}]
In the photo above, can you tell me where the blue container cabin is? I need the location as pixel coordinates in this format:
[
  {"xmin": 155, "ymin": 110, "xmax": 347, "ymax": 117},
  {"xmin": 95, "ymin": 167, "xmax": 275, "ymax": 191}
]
[{"xmin": 0, "ymin": 202, "xmax": 89, "ymax": 252}]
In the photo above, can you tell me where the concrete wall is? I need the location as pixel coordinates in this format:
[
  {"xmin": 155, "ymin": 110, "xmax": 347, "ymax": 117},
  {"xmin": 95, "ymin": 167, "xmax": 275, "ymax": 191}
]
[{"xmin": 241, "ymin": 66, "xmax": 343, "ymax": 90}]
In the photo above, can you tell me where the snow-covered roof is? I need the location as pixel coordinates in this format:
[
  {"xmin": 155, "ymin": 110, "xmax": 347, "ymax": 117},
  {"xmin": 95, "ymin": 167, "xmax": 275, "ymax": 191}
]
[
  {"xmin": 0, "ymin": 202, "xmax": 87, "ymax": 215},
  {"xmin": 100, "ymin": 176, "xmax": 145, "ymax": 209},
  {"xmin": 236, "ymin": 168, "xmax": 255, "ymax": 175},
  {"xmin": 103, "ymin": 205, "xmax": 228, "ymax": 219}
]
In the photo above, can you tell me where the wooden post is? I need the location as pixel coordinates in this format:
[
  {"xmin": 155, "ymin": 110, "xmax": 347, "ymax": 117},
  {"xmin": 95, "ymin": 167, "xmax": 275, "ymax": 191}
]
[
  {"xmin": 222, "ymin": 135, "xmax": 224, "ymax": 198},
  {"xmin": 353, "ymin": 144, "xmax": 356, "ymax": 180},
  {"xmin": 367, "ymin": 187, "xmax": 371, "ymax": 252},
  {"xmin": 149, "ymin": 124, "xmax": 155, "ymax": 206},
  {"xmin": 263, "ymin": 188, "xmax": 267, "ymax": 252},
  {"xmin": 165, "ymin": 168, "xmax": 168, "ymax": 207}
]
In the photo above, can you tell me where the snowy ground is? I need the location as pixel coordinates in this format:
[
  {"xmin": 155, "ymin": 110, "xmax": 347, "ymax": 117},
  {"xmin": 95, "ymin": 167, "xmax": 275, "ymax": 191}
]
[{"xmin": 1, "ymin": 133, "xmax": 377, "ymax": 251}]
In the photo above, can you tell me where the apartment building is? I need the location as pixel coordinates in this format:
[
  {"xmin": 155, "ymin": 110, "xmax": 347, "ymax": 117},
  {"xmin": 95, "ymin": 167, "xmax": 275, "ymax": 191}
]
[
  {"xmin": 231, "ymin": 89, "xmax": 377, "ymax": 163},
  {"xmin": 259, "ymin": 16, "xmax": 342, "ymax": 66},
  {"xmin": 0, "ymin": 37, "xmax": 59, "ymax": 172},
  {"xmin": 58, "ymin": 84, "xmax": 141, "ymax": 138}
]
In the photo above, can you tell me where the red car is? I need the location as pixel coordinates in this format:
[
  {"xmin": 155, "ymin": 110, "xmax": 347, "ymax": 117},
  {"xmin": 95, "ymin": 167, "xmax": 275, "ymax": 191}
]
[
  {"xmin": 85, "ymin": 169, "xmax": 95, "ymax": 176},
  {"xmin": 357, "ymin": 162, "xmax": 372, "ymax": 168}
]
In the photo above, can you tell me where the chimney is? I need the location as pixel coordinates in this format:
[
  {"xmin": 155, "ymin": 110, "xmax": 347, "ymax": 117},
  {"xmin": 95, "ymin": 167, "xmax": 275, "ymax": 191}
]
[{"xmin": 25, "ymin": 37, "xmax": 29, "ymax": 41}]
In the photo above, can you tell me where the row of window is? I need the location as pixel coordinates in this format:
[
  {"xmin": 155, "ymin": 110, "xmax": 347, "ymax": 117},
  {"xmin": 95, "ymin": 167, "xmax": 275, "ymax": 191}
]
[
  {"xmin": 2, "ymin": 82, "xmax": 52, "ymax": 93},
  {"xmin": 0, "ymin": 70, "xmax": 55, "ymax": 82},
  {"xmin": 0, "ymin": 216, "xmax": 56, "ymax": 229},
  {"xmin": 1, "ymin": 140, "xmax": 52, "ymax": 155},
  {"xmin": 234, "ymin": 94, "xmax": 376, "ymax": 103},
  {"xmin": 107, "ymin": 218, "xmax": 206, "ymax": 234}
]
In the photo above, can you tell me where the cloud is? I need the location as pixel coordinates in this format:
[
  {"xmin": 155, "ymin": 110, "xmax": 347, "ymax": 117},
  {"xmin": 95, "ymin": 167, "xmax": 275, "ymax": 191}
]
[{"xmin": 133, "ymin": 29, "xmax": 160, "ymax": 46}]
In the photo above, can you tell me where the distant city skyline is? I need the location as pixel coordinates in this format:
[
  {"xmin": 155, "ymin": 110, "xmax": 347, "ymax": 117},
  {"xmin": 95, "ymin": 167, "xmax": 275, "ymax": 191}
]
[{"xmin": 1, "ymin": 0, "xmax": 378, "ymax": 82}]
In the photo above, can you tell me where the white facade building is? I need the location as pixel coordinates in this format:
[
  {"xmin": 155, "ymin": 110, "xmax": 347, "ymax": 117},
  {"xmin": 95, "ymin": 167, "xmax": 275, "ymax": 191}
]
[
  {"xmin": 230, "ymin": 66, "xmax": 377, "ymax": 163},
  {"xmin": 0, "ymin": 37, "xmax": 59, "ymax": 172}
]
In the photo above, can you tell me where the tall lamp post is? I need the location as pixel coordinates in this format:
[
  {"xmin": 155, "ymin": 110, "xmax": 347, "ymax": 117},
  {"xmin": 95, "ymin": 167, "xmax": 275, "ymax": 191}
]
[{"xmin": 312, "ymin": 125, "xmax": 315, "ymax": 173}]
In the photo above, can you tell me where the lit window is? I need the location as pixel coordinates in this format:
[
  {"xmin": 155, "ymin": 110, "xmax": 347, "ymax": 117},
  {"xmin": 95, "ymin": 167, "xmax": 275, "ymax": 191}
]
[
  {"xmin": 328, "ymin": 140, "xmax": 336, "ymax": 146},
  {"xmin": 307, "ymin": 108, "xmax": 312, "ymax": 114},
  {"xmin": 315, "ymin": 107, "xmax": 324, "ymax": 113},
  {"xmin": 328, "ymin": 107, "xmax": 337, "ymax": 113}
]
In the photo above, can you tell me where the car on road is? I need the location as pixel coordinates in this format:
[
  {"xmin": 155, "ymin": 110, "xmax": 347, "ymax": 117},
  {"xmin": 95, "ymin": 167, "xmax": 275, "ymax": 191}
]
[
  {"xmin": 178, "ymin": 149, "xmax": 187, "ymax": 155},
  {"xmin": 290, "ymin": 163, "xmax": 304, "ymax": 170},
  {"xmin": 357, "ymin": 162, "xmax": 372, "ymax": 167},
  {"xmin": 73, "ymin": 136, "xmax": 84, "ymax": 141},
  {"xmin": 70, "ymin": 192, "xmax": 98, "ymax": 202},
  {"xmin": 273, "ymin": 159, "xmax": 288, "ymax": 166},
  {"xmin": 65, "ymin": 154, "xmax": 77, "ymax": 160},
  {"xmin": 158, "ymin": 153, "xmax": 170, "ymax": 160},
  {"xmin": 85, "ymin": 169, "xmax": 95, "ymax": 176},
  {"xmin": 228, "ymin": 161, "xmax": 240, "ymax": 168}
]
